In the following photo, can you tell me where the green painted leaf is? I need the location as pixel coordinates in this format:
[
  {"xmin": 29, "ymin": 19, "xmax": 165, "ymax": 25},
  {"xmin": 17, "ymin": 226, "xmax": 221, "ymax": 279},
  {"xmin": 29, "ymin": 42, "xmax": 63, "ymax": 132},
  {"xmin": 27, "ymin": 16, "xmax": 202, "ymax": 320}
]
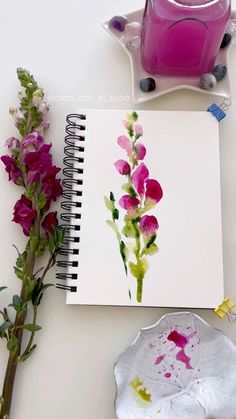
[
  {"xmin": 146, "ymin": 235, "xmax": 156, "ymax": 249},
  {"xmin": 18, "ymin": 324, "xmax": 41, "ymax": 332},
  {"xmin": 122, "ymin": 222, "xmax": 135, "ymax": 238},
  {"xmin": 120, "ymin": 241, "xmax": 128, "ymax": 275},
  {"xmin": 106, "ymin": 220, "xmax": 116, "ymax": 231},
  {"xmin": 129, "ymin": 262, "xmax": 138, "ymax": 278},
  {"xmin": 109, "ymin": 192, "xmax": 115, "ymax": 202},
  {"xmin": 0, "ymin": 286, "xmax": 7, "ymax": 293},
  {"xmin": 130, "ymin": 111, "xmax": 138, "ymax": 122},
  {"xmin": 104, "ymin": 196, "xmax": 113, "ymax": 211},
  {"xmin": 7, "ymin": 336, "xmax": 18, "ymax": 353},
  {"xmin": 145, "ymin": 243, "xmax": 158, "ymax": 256},
  {"xmin": 112, "ymin": 208, "xmax": 119, "ymax": 221}
]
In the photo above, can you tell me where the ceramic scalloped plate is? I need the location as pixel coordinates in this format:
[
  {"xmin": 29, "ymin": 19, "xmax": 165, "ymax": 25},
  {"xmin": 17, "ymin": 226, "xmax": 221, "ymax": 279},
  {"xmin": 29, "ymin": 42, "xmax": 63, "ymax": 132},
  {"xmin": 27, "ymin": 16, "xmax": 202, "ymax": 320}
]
[
  {"xmin": 103, "ymin": 10, "xmax": 236, "ymax": 104},
  {"xmin": 114, "ymin": 312, "xmax": 236, "ymax": 419}
]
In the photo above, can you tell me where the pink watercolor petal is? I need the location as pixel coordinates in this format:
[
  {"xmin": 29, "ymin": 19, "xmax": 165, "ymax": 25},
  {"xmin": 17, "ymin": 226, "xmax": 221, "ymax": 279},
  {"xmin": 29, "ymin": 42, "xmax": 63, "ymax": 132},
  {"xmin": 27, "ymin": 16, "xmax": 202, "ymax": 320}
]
[
  {"xmin": 132, "ymin": 163, "xmax": 149, "ymax": 197},
  {"xmin": 139, "ymin": 215, "xmax": 159, "ymax": 237},
  {"xmin": 119, "ymin": 195, "xmax": 140, "ymax": 211},
  {"xmin": 136, "ymin": 143, "xmax": 146, "ymax": 160},
  {"xmin": 135, "ymin": 123, "xmax": 143, "ymax": 136},
  {"xmin": 117, "ymin": 135, "xmax": 132, "ymax": 157},
  {"xmin": 114, "ymin": 159, "xmax": 131, "ymax": 175},
  {"xmin": 145, "ymin": 179, "xmax": 163, "ymax": 204}
]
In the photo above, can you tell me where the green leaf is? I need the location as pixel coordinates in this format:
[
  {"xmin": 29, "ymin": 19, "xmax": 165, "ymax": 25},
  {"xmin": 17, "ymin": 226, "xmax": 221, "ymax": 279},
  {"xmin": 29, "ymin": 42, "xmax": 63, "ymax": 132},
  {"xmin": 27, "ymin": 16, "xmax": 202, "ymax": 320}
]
[
  {"xmin": 8, "ymin": 295, "xmax": 24, "ymax": 313},
  {"xmin": 0, "ymin": 286, "xmax": 7, "ymax": 293},
  {"xmin": 120, "ymin": 241, "xmax": 128, "ymax": 275},
  {"xmin": 104, "ymin": 196, "xmax": 113, "ymax": 211},
  {"xmin": 109, "ymin": 192, "xmax": 115, "ymax": 202},
  {"xmin": 106, "ymin": 220, "xmax": 116, "ymax": 231},
  {"xmin": 130, "ymin": 111, "xmax": 138, "ymax": 122},
  {"xmin": 129, "ymin": 261, "xmax": 138, "ymax": 278},
  {"xmin": 36, "ymin": 236, "xmax": 47, "ymax": 257},
  {"xmin": 16, "ymin": 251, "xmax": 27, "ymax": 269},
  {"xmin": 26, "ymin": 278, "xmax": 37, "ymax": 296},
  {"xmin": 0, "ymin": 321, "xmax": 12, "ymax": 338},
  {"xmin": 14, "ymin": 266, "xmax": 25, "ymax": 281},
  {"xmin": 146, "ymin": 235, "xmax": 156, "ymax": 249},
  {"xmin": 122, "ymin": 222, "xmax": 135, "ymax": 238},
  {"xmin": 19, "ymin": 344, "xmax": 37, "ymax": 362},
  {"xmin": 7, "ymin": 336, "xmax": 18, "ymax": 353},
  {"xmin": 112, "ymin": 208, "xmax": 119, "ymax": 221},
  {"xmin": 121, "ymin": 183, "xmax": 137, "ymax": 198},
  {"xmin": 18, "ymin": 323, "xmax": 41, "ymax": 332},
  {"xmin": 38, "ymin": 191, "xmax": 47, "ymax": 210},
  {"xmin": 145, "ymin": 243, "xmax": 158, "ymax": 256},
  {"xmin": 32, "ymin": 283, "xmax": 54, "ymax": 306}
]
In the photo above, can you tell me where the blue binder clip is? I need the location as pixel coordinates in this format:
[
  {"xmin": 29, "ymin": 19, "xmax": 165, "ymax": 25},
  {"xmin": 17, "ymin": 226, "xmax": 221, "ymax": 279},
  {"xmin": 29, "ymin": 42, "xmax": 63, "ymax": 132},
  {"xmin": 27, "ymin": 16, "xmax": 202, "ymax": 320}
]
[{"xmin": 207, "ymin": 103, "xmax": 226, "ymax": 122}]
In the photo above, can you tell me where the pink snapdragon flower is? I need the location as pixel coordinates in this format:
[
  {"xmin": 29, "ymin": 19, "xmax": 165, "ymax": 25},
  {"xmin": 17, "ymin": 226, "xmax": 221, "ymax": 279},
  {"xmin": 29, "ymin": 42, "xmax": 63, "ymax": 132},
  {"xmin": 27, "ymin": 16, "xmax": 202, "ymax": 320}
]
[
  {"xmin": 1, "ymin": 155, "xmax": 23, "ymax": 184},
  {"xmin": 136, "ymin": 143, "xmax": 146, "ymax": 160},
  {"xmin": 13, "ymin": 194, "xmax": 37, "ymax": 236},
  {"xmin": 135, "ymin": 124, "xmax": 143, "ymax": 136},
  {"xmin": 139, "ymin": 215, "xmax": 159, "ymax": 238},
  {"xmin": 117, "ymin": 135, "xmax": 132, "ymax": 157},
  {"xmin": 42, "ymin": 211, "xmax": 58, "ymax": 237},
  {"xmin": 114, "ymin": 159, "xmax": 131, "ymax": 175},
  {"xmin": 145, "ymin": 179, "xmax": 163, "ymax": 204},
  {"xmin": 42, "ymin": 166, "xmax": 63, "ymax": 205},
  {"xmin": 131, "ymin": 163, "xmax": 149, "ymax": 196},
  {"xmin": 21, "ymin": 131, "xmax": 45, "ymax": 155},
  {"xmin": 5, "ymin": 137, "xmax": 20, "ymax": 152},
  {"xmin": 119, "ymin": 195, "xmax": 140, "ymax": 214}
]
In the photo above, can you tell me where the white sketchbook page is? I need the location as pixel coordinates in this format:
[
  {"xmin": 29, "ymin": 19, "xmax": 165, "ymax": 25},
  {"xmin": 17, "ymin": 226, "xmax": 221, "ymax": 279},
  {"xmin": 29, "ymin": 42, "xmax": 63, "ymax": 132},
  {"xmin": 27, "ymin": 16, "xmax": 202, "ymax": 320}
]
[{"xmin": 66, "ymin": 110, "xmax": 223, "ymax": 308}]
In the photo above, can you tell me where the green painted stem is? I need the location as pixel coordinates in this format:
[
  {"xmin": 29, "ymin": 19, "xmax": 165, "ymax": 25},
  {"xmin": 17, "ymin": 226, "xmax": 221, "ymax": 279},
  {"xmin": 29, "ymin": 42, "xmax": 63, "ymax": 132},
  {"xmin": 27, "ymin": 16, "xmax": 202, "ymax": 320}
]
[{"xmin": 137, "ymin": 277, "xmax": 143, "ymax": 303}]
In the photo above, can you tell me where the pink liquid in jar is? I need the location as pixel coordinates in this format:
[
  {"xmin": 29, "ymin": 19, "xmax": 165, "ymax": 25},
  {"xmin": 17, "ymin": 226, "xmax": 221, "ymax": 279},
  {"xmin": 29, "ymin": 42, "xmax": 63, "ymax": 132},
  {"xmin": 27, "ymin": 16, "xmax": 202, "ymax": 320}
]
[{"xmin": 141, "ymin": 0, "xmax": 231, "ymax": 76}]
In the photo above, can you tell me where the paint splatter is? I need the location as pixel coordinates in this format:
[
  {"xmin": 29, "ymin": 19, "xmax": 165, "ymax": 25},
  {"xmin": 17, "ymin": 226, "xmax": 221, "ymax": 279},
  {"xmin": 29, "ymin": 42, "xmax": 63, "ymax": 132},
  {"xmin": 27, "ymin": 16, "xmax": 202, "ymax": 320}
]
[
  {"xmin": 164, "ymin": 373, "xmax": 171, "ymax": 378},
  {"xmin": 167, "ymin": 330, "xmax": 193, "ymax": 370},
  {"xmin": 155, "ymin": 354, "xmax": 165, "ymax": 365}
]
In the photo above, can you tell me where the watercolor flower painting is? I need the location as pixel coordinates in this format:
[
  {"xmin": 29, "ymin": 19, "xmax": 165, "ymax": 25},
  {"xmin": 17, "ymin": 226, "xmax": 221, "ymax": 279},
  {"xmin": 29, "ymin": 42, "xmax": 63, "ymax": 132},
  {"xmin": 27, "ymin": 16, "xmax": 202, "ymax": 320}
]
[{"xmin": 105, "ymin": 112, "xmax": 163, "ymax": 303}]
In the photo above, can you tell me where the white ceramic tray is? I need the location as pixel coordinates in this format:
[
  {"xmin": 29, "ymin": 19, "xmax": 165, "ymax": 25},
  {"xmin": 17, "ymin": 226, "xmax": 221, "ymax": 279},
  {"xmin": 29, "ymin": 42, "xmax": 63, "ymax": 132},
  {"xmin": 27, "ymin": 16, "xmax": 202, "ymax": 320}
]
[{"xmin": 114, "ymin": 312, "xmax": 236, "ymax": 419}]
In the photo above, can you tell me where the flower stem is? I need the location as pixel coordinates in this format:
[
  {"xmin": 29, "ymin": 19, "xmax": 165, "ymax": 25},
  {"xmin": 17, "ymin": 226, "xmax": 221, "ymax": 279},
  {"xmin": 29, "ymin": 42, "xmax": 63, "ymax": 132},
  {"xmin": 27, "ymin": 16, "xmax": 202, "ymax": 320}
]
[{"xmin": 0, "ymin": 215, "xmax": 38, "ymax": 418}]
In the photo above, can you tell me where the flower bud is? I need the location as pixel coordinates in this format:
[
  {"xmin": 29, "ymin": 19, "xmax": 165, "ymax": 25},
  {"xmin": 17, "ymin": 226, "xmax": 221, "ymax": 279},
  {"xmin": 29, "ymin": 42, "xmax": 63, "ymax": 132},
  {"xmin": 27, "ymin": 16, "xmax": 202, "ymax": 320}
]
[
  {"xmin": 18, "ymin": 89, "xmax": 26, "ymax": 101},
  {"xmin": 38, "ymin": 102, "xmax": 49, "ymax": 116},
  {"xmin": 32, "ymin": 89, "xmax": 44, "ymax": 108}
]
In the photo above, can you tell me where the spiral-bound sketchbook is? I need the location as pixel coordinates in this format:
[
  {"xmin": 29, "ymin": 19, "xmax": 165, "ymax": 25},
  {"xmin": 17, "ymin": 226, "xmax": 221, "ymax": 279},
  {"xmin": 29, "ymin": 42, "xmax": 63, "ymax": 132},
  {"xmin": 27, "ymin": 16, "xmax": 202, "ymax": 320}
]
[{"xmin": 57, "ymin": 110, "xmax": 224, "ymax": 308}]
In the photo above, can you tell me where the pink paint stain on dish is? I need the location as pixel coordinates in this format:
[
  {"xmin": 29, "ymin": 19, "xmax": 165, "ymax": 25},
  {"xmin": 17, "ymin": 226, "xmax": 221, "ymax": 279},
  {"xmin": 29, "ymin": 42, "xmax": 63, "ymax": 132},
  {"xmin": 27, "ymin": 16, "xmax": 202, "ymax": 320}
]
[
  {"xmin": 167, "ymin": 330, "xmax": 193, "ymax": 370},
  {"xmin": 164, "ymin": 373, "xmax": 171, "ymax": 378},
  {"xmin": 155, "ymin": 354, "xmax": 165, "ymax": 365},
  {"xmin": 149, "ymin": 342, "xmax": 156, "ymax": 349}
]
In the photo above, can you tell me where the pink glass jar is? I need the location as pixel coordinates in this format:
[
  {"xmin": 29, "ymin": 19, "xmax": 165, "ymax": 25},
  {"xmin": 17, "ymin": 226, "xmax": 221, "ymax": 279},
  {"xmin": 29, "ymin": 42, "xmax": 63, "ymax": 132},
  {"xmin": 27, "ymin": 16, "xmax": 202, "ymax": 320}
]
[{"xmin": 141, "ymin": 0, "xmax": 231, "ymax": 76}]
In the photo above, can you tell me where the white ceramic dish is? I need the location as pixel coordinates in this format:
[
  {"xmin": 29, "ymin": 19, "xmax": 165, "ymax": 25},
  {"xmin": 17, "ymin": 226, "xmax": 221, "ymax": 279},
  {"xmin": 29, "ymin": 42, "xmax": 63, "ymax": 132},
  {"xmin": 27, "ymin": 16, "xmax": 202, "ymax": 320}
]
[
  {"xmin": 103, "ymin": 10, "xmax": 236, "ymax": 104},
  {"xmin": 114, "ymin": 312, "xmax": 236, "ymax": 419}
]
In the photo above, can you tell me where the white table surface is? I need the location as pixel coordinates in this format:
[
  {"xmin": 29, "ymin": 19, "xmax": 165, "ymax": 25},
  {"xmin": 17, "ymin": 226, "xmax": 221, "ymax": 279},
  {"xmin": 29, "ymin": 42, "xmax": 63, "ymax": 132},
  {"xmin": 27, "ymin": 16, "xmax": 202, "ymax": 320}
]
[{"xmin": 0, "ymin": 1, "xmax": 236, "ymax": 418}]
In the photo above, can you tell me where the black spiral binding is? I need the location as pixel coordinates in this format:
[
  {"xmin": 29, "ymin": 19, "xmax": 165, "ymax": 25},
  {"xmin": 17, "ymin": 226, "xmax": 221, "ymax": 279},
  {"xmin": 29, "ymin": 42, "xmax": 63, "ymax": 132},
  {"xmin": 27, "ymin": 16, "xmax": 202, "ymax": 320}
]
[{"xmin": 56, "ymin": 114, "xmax": 86, "ymax": 292}]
